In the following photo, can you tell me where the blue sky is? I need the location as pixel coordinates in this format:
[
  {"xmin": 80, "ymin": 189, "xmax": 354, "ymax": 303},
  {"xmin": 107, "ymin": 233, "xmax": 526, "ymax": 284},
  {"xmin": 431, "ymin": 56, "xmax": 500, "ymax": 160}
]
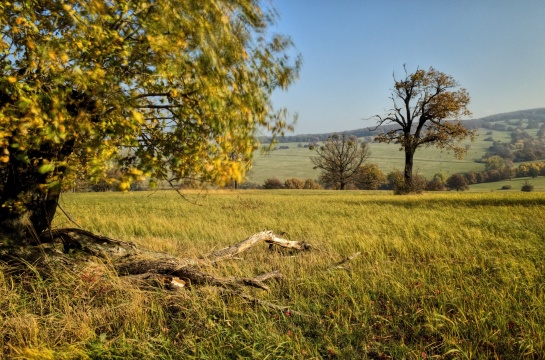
[{"xmin": 270, "ymin": 0, "xmax": 545, "ymax": 134}]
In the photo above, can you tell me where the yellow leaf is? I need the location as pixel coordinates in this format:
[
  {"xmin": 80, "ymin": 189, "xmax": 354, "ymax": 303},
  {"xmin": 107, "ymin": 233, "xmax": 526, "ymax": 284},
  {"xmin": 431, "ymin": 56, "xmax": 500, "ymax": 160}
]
[
  {"xmin": 131, "ymin": 110, "xmax": 144, "ymax": 124},
  {"xmin": 118, "ymin": 181, "xmax": 131, "ymax": 191}
]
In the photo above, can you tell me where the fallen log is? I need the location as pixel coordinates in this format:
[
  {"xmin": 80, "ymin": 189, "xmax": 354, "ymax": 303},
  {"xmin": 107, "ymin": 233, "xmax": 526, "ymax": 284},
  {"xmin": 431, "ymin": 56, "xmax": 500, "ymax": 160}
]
[{"xmin": 26, "ymin": 228, "xmax": 308, "ymax": 293}]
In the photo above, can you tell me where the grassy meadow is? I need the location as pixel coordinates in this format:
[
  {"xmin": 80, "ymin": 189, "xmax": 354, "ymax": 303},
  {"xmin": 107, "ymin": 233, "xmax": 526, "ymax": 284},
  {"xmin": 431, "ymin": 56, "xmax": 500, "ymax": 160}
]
[{"xmin": 2, "ymin": 190, "xmax": 545, "ymax": 358}]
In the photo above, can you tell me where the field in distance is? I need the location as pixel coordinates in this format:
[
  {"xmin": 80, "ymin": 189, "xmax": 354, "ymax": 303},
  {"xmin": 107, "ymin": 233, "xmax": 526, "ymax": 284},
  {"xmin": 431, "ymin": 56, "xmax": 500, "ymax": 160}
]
[
  {"xmin": 247, "ymin": 116, "xmax": 537, "ymax": 184},
  {"xmin": 248, "ymin": 136, "xmax": 487, "ymax": 184},
  {"xmin": 4, "ymin": 190, "xmax": 543, "ymax": 358}
]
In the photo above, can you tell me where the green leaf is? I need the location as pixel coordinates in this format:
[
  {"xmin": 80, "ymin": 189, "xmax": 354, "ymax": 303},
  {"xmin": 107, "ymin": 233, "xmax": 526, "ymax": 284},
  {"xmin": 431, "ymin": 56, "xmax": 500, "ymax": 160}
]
[{"xmin": 38, "ymin": 164, "xmax": 55, "ymax": 174}]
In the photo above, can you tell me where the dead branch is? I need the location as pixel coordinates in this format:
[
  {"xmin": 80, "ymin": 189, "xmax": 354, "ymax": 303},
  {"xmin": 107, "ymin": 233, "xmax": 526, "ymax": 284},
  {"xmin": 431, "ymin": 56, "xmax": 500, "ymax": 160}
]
[
  {"xmin": 0, "ymin": 229, "xmax": 313, "ymax": 315},
  {"xmin": 204, "ymin": 230, "xmax": 311, "ymax": 263},
  {"xmin": 328, "ymin": 252, "xmax": 361, "ymax": 270},
  {"xmin": 32, "ymin": 228, "xmax": 307, "ymax": 293}
]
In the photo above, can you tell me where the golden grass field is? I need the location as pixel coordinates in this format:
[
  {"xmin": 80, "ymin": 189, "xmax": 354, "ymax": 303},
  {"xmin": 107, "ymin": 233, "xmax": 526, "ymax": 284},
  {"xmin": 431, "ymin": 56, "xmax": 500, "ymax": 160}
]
[{"xmin": 2, "ymin": 190, "xmax": 545, "ymax": 358}]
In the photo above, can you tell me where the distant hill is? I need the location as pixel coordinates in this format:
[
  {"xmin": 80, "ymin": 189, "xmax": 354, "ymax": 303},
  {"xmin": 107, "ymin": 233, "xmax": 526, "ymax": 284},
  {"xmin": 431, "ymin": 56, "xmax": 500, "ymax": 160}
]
[
  {"xmin": 261, "ymin": 108, "xmax": 545, "ymax": 144},
  {"xmin": 476, "ymin": 108, "xmax": 545, "ymax": 122}
]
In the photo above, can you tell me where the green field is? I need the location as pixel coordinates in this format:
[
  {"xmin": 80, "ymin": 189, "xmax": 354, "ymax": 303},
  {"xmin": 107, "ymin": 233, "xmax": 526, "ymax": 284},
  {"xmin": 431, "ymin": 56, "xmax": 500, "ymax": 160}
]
[
  {"xmin": 2, "ymin": 190, "xmax": 545, "ymax": 358},
  {"xmin": 467, "ymin": 176, "xmax": 545, "ymax": 192},
  {"xmin": 247, "ymin": 126, "xmax": 535, "ymax": 184}
]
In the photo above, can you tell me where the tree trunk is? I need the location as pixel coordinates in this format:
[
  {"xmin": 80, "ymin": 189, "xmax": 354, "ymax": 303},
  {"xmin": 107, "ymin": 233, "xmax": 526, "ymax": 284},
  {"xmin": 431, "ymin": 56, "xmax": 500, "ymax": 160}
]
[
  {"xmin": 403, "ymin": 148, "xmax": 415, "ymax": 192},
  {"xmin": 0, "ymin": 161, "xmax": 60, "ymax": 238},
  {"xmin": 0, "ymin": 141, "xmax": 73, "ymax": 239}
]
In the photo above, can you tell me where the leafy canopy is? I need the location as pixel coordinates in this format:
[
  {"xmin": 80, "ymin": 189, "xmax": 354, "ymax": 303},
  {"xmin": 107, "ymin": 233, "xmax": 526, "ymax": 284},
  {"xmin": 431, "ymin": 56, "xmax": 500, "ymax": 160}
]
[
  {"xmin": 375, "ymin": 66, "xmax": 473, "ymax": 158},
  {"xmin": 0, "ymin": 0, "xmax": 301, "ymax": 198}
]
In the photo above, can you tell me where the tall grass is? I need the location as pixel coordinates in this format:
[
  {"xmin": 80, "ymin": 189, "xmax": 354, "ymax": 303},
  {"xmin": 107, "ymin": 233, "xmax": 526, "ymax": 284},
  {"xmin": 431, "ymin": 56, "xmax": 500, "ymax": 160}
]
[{"xmin": 2, "ymin": 190, "xmax": 545, "ymax": 358}]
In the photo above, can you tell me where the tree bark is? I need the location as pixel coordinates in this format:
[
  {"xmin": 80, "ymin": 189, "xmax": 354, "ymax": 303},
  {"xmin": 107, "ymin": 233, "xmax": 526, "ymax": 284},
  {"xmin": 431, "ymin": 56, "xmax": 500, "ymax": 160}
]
[
  {"xmin": 403, "ymin": 148, "xmax": 415, "ymax": 192},
  {"xmin": 0, "ymin": 161, "xmax": 60, "ymax": 239},
  {"xmin": 0, "ymin": 141, "xmax": 74, "ymax": 239}
]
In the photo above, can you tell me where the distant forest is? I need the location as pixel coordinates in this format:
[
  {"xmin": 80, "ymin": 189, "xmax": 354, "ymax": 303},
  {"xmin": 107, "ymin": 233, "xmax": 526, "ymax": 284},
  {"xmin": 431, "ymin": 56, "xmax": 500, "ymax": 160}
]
[{"xmin": 260, "ymin": 108, "xmax": 545, "ymax": 144}]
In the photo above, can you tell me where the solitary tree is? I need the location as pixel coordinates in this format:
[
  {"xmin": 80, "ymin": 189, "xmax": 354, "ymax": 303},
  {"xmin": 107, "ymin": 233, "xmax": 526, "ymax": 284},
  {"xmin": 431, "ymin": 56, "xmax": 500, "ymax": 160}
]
[
  {"xmin": 374, "ymin": 66, "xmax": 474, "ymax": 193},
  {"xmin": 0, "ymin": 0, "xmax": 301, "ymax": 238},
  {"xmin": 310, "ymin": 134, "xmax": 370, "ymax": 190}
]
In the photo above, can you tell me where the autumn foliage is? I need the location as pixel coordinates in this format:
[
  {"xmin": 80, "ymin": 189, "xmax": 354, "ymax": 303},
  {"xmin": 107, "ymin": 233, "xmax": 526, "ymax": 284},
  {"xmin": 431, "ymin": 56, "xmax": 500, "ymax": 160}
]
[
  {"xmin": 374, "ymin": 66, "xmax": 474, "ymax": 193},
  {"xmin": 0, "ymin": 0, "xmax": 300, "ymax": 235}
]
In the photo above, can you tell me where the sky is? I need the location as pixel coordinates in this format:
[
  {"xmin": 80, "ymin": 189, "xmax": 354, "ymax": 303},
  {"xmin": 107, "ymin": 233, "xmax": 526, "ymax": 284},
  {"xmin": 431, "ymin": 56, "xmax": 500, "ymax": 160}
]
[{"xmin": 269, "ymin": 0, "xmax": 545, "ymax": 135}]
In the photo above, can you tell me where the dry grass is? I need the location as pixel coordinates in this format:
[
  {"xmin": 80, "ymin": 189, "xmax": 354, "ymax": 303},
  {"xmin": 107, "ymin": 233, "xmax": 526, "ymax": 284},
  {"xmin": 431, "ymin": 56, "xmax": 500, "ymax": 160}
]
[{"xmin": 1, "ymin": 190, "xmax": 545, "ymax": 358}]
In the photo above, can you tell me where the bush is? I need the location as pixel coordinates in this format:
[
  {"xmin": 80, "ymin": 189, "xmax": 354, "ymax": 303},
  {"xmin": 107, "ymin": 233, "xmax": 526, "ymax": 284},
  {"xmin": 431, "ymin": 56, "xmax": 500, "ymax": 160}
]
[
  {"xmin": 426, "ymin": 178, "xmax": 445, "ymax": 191},
  {"xmin": 238, "ymin": 182, "xmax": 262, "ymax": 189},
  {"xmin": 353, "ymin": 164, "xmax": 386, "ymax": 190},
  {"xmin": 284, "ymin": 178, "xmax": 304, "ymax": 189},
  {"xmin": 262, "ymin": 178, "xmax": 284, "ymax": 189},
  {"xmin": 521, "ymin": 181, "xmax": 534, "ymax": 192},
  {"xmin": 382, "ymin": 170, "xmax": 427, "ymax": 194},
  {"xmin": 500, "ymin": 185, "xmax": 512, "ymax": 190},
  {"xmin": 303, "ymin": 179, "xmax": 323, "ymax": 190},
  {"xmin": 426, "ymin": 173, "xmax": 446, "ymax": 191},
  {"xmin": 465, "ymin": 172, "xmax": 478, "ymax": 185},
  {"xmin": 384, "ymin": 170, "xmax": 404, "ymax": 191},
  {"xmin": 446, "ymin": 174, "xmax": 469, "ymax": 191},
  {"xmin": 396, "ymin": 174, "xmax": 427, "ymax": 194}
]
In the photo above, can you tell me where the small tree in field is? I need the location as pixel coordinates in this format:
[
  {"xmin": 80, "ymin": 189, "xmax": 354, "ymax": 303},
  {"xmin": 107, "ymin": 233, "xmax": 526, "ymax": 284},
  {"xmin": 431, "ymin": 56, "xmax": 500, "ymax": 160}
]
[
  {"xmin": 310, "ymin": 134, "xmax": 370, "ymax": 190},
  {"xmin": 374, "ymin": 66, "xmax": 474, "ymax": 194}
]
